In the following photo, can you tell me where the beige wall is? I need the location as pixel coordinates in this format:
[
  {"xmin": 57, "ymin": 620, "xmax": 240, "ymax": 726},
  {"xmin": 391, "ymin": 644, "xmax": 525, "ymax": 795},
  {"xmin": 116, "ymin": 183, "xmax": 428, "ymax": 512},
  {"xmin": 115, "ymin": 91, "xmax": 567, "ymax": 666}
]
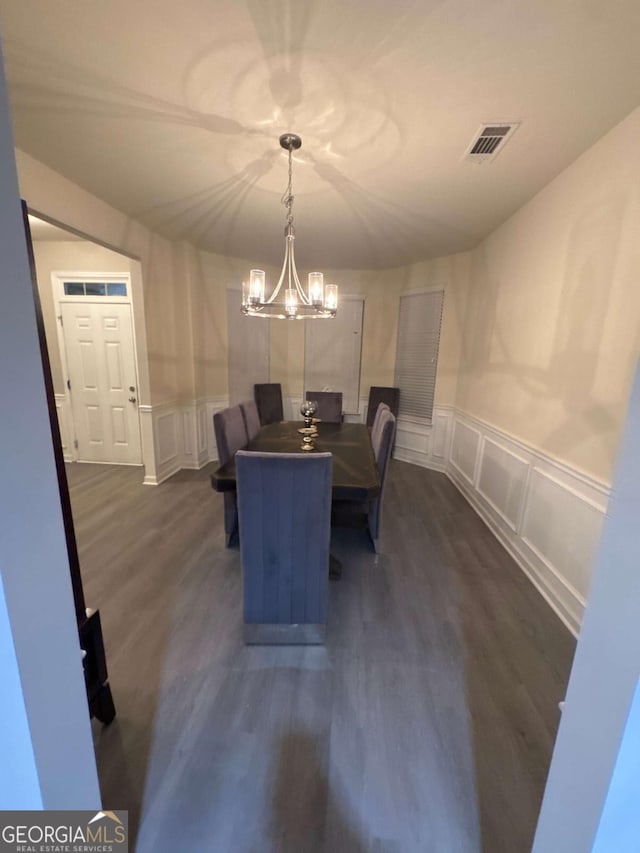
[
  {"xmin": 188, "ymin": 251, "xmax": 406, "ymax": 404},
  {"xmin": 32, "ymin": 240, "xmax": 131, "ymax": 393},
  {"xmin": 456, "ymin": 108, "xmax": 640, "ymax": 484},
  {"xmin": 17, "ymin": 148, "xmax": 468, "ymax": 417},
  {"xmin": 17, "ymin": 150, "xmax": 187, "ymax": 406},
  {"xmin": 332, "ymin": 258, "xmax": 469, "ymax": 409},
  {"xmin": 193, "ymin": 249, "xmax": 280, "ymax": 399},
  {"xmin": 265, "ymin": 267, "xmax": 405, "ymax": 402},
  {"xmin": 18, "ymin": 104, "xmax": 640, "ymax": 485},
  {"xmin": 234, "ymin": 258, "xmax": 468, "ymax": 409}
]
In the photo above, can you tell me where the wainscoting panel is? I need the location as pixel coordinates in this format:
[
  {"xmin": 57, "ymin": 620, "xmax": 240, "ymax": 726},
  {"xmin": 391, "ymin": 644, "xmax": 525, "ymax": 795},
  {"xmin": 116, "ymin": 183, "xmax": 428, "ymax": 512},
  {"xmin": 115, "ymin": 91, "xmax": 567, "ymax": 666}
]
[
  {"xmin": 450, "ymin": 418, "xmax": 481, "ymax": 485},
  {"xmin": 196, "ymin": 404, "xmax": 209, "ymax": 465},
  {"xmin": 155, "ymin": 408, "xmax": 180, "ymax": 482},
  {"xmin": 447, "ymin": 412, "xmax": 610, "ymax": 635},
  {"xmin": 179, "ymin": 402, "xmax": 213, "ymax": 470},
  {"xmin": 477, "ymin": 437, "xmax": 529, "ymax": 532},
  {"xmin": 182, "ymin": 408, "xmax": 194, "ymax": 459},
  {"xmin": 144, "ymin": 397, "xmax": 229, "ymax": 484},
  {"xmin": 521, "ymin": 467, "xmax": 606, "ymax": 604},
  {"xmin": 431, "ymin": 412, "xmax": 450, "ymax": 461},
  {"xmin": 394, "ymin": 419, "xmax": 431, "ymax": 467}
]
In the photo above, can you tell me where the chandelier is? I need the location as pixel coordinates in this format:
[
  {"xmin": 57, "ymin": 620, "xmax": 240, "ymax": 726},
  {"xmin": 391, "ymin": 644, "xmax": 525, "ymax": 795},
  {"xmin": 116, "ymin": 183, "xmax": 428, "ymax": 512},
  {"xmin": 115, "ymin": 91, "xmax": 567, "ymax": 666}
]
[{"xmin": 241, "ymin": 133, "xmax": 338, "ymax": 320}]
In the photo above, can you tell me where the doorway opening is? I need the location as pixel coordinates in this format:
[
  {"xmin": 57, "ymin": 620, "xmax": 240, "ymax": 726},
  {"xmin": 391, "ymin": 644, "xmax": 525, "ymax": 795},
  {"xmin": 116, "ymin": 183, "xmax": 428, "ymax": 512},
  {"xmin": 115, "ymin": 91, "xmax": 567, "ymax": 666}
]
[{"xmin": 28, "ymin": 213, "xmax": 148, "ymax": 469}]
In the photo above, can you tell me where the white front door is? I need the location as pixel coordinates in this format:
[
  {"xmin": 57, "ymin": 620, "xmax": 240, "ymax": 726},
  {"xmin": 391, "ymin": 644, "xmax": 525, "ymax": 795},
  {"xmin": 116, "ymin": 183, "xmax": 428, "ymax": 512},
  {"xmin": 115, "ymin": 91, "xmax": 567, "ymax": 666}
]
[{"xmin": 61, "ymin": 301, "xmax": 142, "ymax": 464}]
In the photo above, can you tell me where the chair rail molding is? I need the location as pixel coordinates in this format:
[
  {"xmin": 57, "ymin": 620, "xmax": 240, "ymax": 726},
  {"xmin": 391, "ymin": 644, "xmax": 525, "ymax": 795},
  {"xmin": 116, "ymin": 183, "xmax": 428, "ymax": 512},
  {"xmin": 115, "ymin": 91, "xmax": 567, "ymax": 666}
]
[{"xmin": 447, "ymin": 410, "xmax": 610, "ymax": 635}]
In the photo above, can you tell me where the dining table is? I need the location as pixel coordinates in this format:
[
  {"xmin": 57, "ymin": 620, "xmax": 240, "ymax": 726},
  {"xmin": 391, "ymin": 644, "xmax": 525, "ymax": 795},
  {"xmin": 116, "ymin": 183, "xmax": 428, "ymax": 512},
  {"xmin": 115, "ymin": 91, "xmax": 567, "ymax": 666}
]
[{"xmin": 210, "ymin": 420, "xmax": 380, "ymax": 501}]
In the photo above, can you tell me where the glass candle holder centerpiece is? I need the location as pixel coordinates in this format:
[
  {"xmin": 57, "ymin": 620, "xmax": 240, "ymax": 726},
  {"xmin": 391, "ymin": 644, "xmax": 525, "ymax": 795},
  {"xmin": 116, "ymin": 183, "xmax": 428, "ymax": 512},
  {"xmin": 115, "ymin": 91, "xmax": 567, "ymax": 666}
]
[
  {"xmin": 299, "ymin": 399, "xmax": 318, "ymax": 450},
  {"xmin": 300, "ymin": 399, "xmax": 318, "ymax": 429}
]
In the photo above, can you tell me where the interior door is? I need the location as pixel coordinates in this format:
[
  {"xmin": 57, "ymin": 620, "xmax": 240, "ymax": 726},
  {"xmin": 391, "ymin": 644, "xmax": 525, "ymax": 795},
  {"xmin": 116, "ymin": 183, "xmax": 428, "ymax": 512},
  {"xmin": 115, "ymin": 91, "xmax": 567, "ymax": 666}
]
[
  {"xmin": 61, "ymin": 301, "xmax": 142, "ymax": 464},
  {"xmin": 304, "ymin": 297, "xmax": 364, "ymax": 414},
  {"xmin": 227, "ymin": 289, "xmax": 270, "ymax": 406}
]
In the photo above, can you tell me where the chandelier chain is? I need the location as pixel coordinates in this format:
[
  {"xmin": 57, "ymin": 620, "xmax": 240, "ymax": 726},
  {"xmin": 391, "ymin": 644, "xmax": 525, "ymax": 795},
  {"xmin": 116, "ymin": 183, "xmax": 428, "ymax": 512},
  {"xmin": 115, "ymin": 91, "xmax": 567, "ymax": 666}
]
[{"xmin": 281, "ymin": 146, "xmax": 294, "ymax": 227}]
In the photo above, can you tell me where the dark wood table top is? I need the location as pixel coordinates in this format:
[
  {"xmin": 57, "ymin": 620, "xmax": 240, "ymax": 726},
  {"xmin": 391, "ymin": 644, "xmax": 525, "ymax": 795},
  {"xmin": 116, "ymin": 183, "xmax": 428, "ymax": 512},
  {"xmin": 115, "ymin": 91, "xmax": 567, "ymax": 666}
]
[{"xmin": 211, "ymin": 421, "xmax": 379, "ymax": 501}]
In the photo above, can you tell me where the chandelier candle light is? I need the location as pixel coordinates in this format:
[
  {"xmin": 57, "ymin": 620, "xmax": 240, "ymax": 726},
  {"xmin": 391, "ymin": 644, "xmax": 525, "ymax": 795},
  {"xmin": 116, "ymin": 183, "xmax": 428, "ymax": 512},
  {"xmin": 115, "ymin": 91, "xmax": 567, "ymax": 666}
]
[{"xmin": 241, "ymin": 133, "xmax": 338, "ymax": 320}]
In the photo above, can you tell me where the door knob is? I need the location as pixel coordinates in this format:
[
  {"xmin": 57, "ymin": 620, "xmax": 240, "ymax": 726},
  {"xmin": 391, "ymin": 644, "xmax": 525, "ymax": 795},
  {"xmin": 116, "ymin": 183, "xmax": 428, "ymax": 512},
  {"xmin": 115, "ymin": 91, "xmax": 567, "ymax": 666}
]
[{"xmin": 129, "ymin": 396, "xmax": 137, "ymax": 403}]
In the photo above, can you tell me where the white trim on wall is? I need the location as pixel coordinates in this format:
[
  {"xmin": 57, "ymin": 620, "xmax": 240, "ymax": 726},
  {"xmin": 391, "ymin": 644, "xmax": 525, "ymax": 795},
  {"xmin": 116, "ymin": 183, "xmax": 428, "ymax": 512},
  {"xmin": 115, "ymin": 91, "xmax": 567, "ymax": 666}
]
[{"xmin": 446, "ymin": 410, "xmax": 608, "ymax": 636}]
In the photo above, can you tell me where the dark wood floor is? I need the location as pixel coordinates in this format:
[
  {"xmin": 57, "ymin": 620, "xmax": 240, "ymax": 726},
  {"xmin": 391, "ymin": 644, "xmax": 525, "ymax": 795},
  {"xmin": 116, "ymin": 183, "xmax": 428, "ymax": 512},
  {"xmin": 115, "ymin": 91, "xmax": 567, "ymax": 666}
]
[{"xmin": 68, "ymin": 459, "xmax": 575, "ymax": 853}]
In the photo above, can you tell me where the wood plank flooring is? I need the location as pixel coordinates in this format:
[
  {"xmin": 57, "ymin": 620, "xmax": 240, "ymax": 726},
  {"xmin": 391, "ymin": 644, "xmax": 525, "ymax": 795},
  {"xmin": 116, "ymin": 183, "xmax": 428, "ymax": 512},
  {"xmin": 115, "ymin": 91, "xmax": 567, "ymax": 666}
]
[{"xmin": 68, "ymin": 459, "xmax": 575, "ymax": 853}]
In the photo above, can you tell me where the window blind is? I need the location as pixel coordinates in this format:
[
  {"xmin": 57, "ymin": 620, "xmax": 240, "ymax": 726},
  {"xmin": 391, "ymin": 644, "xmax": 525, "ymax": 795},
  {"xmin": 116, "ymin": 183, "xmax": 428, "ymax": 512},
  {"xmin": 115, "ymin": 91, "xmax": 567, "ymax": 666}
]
[{"xmin": 394, "ymin": 290, "xmax": 444, "ymax": 422}]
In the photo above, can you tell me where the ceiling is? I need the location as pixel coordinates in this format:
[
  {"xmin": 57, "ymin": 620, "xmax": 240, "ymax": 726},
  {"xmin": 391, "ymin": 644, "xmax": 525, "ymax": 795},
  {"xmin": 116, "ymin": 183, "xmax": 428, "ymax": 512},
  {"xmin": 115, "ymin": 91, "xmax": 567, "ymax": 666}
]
[{"xmin": 1, "ymin": 0, "xmax": 639, "ymax": 270}]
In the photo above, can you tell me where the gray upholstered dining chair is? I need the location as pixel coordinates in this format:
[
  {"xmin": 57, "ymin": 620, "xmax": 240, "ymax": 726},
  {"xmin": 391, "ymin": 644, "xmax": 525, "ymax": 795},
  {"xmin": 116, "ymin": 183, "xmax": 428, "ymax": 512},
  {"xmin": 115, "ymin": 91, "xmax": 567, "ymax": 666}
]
[
  {"xmin": 332, "ymin": 409, "xmax": 396, "ymax": 553},
  {"xmin": 371, "ymin": 402, "xmax": 390, "ymax": 450},
  {"xmin": 366, "ymin": 386, "xmax": 400, "ymax": 427},
  {"xmin": 236, "ymin": 450, "xmax": 333, "ymax": 644},
  {"xmin": 240, "ymin": 400, "xmax": 261, "ymax": 441},
  {"xmin": 304, "ymin": 390, "xmax": 343, "ymax": 423},
  {"xmin": 368, "ymin": 409, "xmax": 396, "ymax": 552},
  {"xmin": 254, "ymin": 383, "xmax": 284, "ymax": 425},
  {"xmin": 213, "ymin": 405, "xmax": 248, "ymax": 547}
]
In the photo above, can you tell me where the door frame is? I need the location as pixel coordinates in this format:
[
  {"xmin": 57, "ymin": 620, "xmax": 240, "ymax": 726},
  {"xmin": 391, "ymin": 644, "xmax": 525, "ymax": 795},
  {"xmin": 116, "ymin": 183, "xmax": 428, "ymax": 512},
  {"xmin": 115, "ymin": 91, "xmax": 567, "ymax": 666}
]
[{"xmin": 51, "ymin": 270, "xmax": 142, "ymax": 464}]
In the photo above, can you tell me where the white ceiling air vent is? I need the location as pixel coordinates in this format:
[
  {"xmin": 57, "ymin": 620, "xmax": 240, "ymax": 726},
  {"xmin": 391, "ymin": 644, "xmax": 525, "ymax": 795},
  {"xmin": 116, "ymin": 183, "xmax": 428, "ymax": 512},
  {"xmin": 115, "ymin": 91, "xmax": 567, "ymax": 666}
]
[{"xmin": 464, "ymin": 122, "xmax": 519, "ymax": 164}]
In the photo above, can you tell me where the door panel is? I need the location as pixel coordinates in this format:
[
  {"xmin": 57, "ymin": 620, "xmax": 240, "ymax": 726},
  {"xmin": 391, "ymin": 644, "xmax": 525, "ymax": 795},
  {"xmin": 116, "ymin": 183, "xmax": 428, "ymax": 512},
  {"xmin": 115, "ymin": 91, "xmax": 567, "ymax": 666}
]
[
  {"xmin": 105, "ymin": 342, "xmax": 124, "ymax": 390},
  {"xmin": 111, "ymin": 407, "xmax": 127, "ymax": 445},
  {"xmin": 61, "ymin": 301, "xmax": 141, "ymax": 464},
  {"xmin": 79, "ymin": 340, "xmax": 99, "ymax": 389},
  {"xmin": 86, "ymin": 405, "xmax": 103, "ymax": 445}
]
